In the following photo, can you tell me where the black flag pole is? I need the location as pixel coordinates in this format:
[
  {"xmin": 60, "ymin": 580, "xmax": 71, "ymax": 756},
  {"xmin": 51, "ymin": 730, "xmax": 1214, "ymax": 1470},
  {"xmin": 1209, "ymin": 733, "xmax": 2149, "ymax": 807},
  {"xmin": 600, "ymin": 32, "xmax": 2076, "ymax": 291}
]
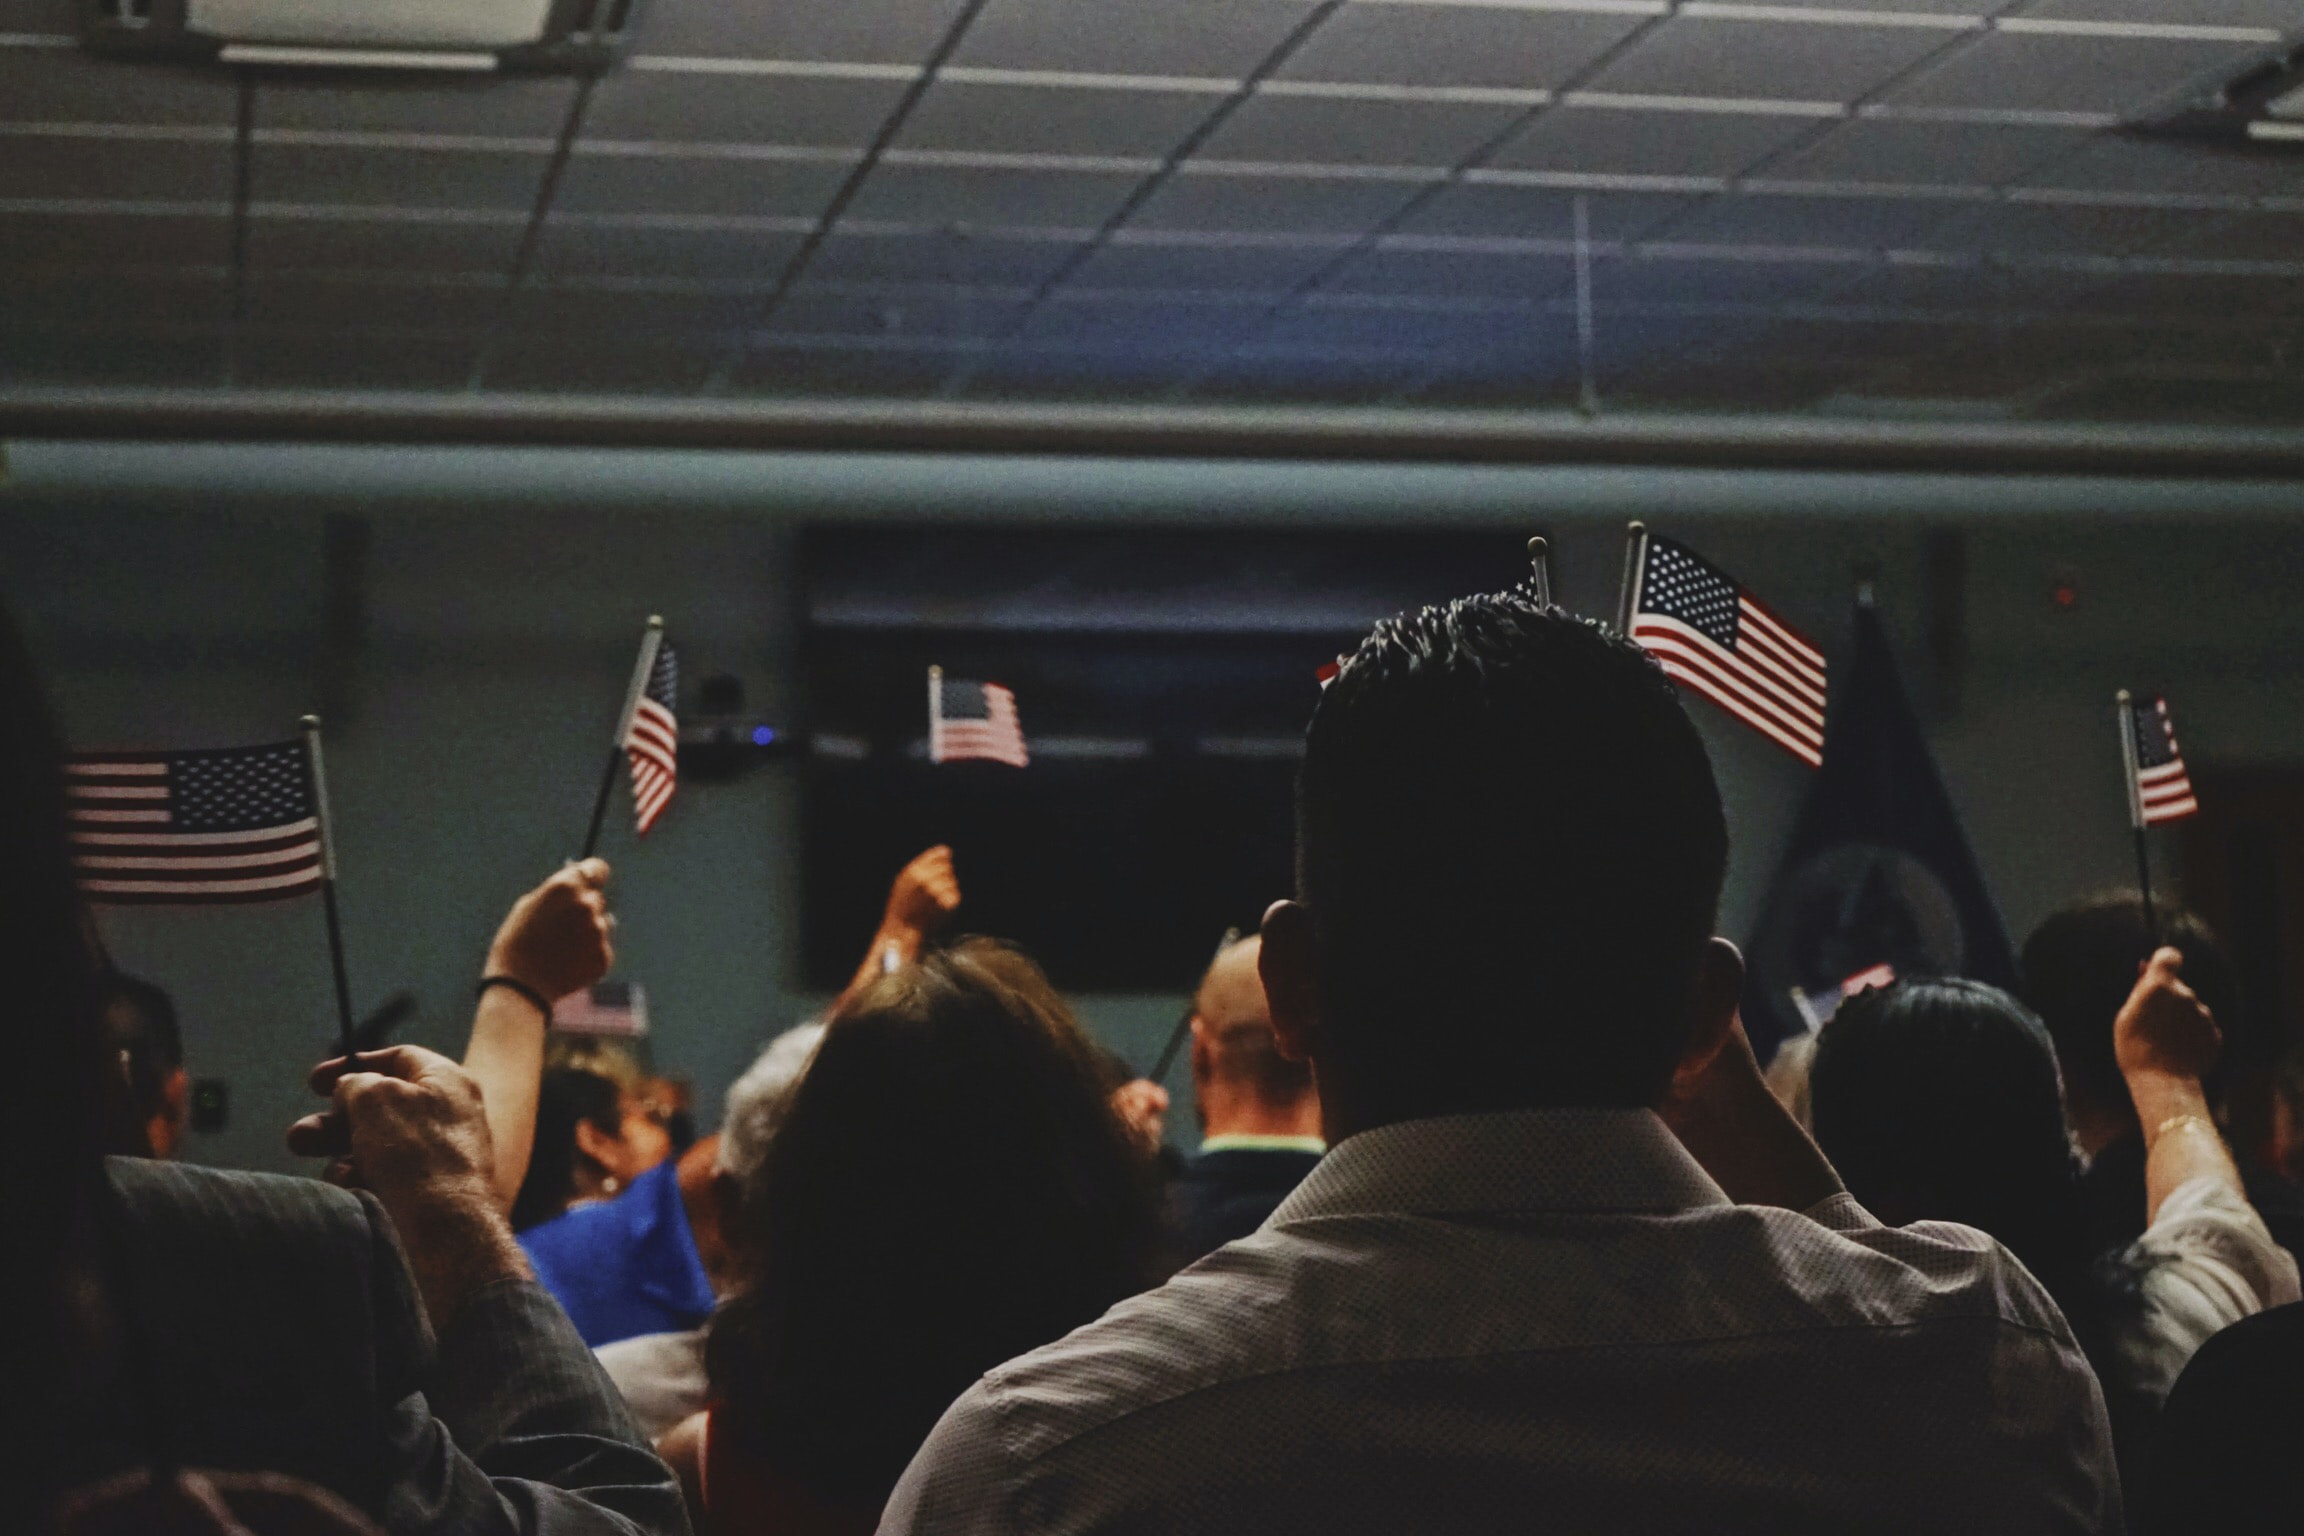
[
  {"xmin": 1526, "ymin": 536, "xmax": 1552, "ymax": 608},
  {"xmin": 1150, "ymin": 925, "xmax": 1244, "ymax": 1085},
  {"xmin": 2116, "ymin": 689, "xmax": 2160, "ymax": 943},
  {"xmin": 1614, "ymin": 520, "xmax": 1649, "ymax": 636},
  {"xmin": 300, "ymin": 714, "xmax": 356, "ymax": 1062},
  {"xmin": 581, "ymin": 615, "xmax": 664, "ymax": 860}
]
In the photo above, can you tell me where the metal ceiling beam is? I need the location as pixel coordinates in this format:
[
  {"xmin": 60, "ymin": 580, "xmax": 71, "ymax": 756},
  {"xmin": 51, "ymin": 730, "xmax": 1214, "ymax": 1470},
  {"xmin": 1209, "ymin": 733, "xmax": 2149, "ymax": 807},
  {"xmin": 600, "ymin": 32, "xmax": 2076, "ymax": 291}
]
[{"xmin": 7, "ymin": 388, "xmax": 2304, "ymax": 479}]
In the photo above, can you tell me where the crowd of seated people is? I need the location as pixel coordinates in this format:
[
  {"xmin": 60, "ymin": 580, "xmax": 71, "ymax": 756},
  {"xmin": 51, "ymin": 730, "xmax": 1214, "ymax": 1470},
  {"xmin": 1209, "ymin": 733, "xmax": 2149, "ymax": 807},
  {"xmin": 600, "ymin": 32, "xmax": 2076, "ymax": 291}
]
[{"xmin": 17, "ymin": 577, "xmax": 2304, "ymax": 1535}]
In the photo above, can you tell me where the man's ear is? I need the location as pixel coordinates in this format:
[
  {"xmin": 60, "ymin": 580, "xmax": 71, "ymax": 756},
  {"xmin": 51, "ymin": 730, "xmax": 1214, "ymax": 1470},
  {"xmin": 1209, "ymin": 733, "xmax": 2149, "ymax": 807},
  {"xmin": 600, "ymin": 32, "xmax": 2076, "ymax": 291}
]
[
  {"xmin": 1259, "ymin": 900, "xmax": 1321, "ymax": 1065},
  {"xmin": 572, "ymin": 1116, "xmax": 623, "ymax": 1174},
  {"xmin": 1671, "ymin": 937, "xmax": 1745, "ymax": 1091}
]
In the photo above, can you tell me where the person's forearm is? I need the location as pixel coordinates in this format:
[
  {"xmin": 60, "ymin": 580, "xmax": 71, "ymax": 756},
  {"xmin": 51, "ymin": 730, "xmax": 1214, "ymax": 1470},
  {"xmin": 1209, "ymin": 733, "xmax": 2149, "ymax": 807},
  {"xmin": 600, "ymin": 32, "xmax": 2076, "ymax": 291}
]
[
  {"xmin": 390, "ymin": 1190, "xmax": 533, "ymax": 1334},
  {"xmin": 463, "ymin": 987, "xmax": 549, "ymax": 1212},
  {"xmin": 2129, "ymin": 1070, "xmax": 2243, "ymax": 1225},
  {"xmin": 836, "ymin": 923, "xmax": 920, "ymax": 1011}
]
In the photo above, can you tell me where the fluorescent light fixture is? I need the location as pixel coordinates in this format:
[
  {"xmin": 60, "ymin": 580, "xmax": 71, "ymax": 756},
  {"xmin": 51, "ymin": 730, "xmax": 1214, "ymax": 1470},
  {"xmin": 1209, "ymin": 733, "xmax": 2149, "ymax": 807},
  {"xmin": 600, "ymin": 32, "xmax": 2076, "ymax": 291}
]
[
  {"xmin": 216, "ymin": 42, "xmax": 496, "ymax": 67},
  {"xmin": 2246, "ymin": 120, "xmax": 2304, "ymax": 142}
]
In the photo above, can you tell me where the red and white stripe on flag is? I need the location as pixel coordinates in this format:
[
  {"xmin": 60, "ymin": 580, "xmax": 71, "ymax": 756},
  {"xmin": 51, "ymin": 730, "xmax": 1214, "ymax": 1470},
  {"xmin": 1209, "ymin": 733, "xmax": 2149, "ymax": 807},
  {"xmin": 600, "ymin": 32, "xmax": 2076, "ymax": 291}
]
[
  {"xmin": 931, "ymin": 676, "xmax": 1029, "ymax": 768},
  {"xmin": 625, "ymin": 694, "xmax": 678, "ymax": 834},
  {"xmin": 65, "ymin": 742, "xmax": 324, "ymax": 905},
  {"xmin": 1629, "ymin": 537, "xmax": 1828, "ymax": 769},
  {"xmin": 2134, "ymin": 695, "xmax": 2198, "ymax": 826}
]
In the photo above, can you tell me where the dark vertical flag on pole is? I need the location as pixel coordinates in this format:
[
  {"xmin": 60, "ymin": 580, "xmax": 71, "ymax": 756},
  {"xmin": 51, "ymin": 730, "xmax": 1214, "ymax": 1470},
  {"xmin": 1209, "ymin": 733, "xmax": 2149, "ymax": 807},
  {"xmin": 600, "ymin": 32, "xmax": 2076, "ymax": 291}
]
[
  {"xmin": 582, "ymin": 617, "xmax": 678, "ymax": 857},
  {"xmin": 1741, "ymin": 591, "xmax": 2018, "ymax": 1062},
  {"xmin": 2118, "ymin": 690, "xmax": 2199, "ymax": 942}
]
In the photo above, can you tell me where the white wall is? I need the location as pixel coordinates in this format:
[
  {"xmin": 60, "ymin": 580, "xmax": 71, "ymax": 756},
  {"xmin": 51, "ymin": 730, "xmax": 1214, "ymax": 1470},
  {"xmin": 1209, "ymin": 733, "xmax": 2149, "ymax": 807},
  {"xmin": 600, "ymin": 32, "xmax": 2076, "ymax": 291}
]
[{"xmin": 5, "ymin": 442, "xmax": 2300, "ymax": 1171}]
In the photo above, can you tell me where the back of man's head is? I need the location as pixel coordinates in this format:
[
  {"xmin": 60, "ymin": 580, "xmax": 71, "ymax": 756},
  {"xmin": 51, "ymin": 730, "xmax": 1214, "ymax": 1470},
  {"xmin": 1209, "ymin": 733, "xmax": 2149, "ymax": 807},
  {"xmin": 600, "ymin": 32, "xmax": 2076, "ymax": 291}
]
[
  {"xmin": 2020, "ymin": 892, "xmax": 2242, "ymax": 1122},
  {"xmin": 1193, "ymin": 937, "xmax": 1312, "ymax": 1112},
  {"xmin": 1299, "ymin": 594, "xmax": 1727, "ymax": 1116}
]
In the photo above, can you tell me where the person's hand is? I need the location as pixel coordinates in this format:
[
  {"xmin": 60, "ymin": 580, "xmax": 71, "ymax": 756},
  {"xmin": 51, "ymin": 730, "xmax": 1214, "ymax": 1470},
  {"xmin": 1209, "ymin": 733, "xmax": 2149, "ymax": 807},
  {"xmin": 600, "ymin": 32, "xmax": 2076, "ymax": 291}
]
[
  {"xmin": 287, "ymin": 1046, "xmax": 527, "ymax": 1326},
  {"xmin": 1109, "ymin": 1078, "xmax": 1170, "ymax": 1156},
  {"xmin": 882, "ymin": 845, "xmax": 962, "ymax": 940},
  {"xmin": 2116, "ymin": 946, "xmax": 2221, "ymax": 1087},
  {"xmin": 484, "ymin": 858, "xmax": 614, "ymax": 1003}
]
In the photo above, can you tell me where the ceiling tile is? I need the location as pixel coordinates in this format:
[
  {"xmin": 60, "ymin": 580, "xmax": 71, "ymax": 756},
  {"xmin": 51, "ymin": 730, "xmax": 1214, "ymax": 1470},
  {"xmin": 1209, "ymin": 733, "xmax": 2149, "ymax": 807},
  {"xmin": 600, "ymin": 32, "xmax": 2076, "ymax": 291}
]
[
  {"xmin": 724, "ymin": 339, "xmax": 962, "ymax": 397},
  {"xmin": 1930, "ymin": 199, "xmax": 2201, "ymax": 258},
  {"xmin": 1327, "ymin": 244, "xmax": 1574, "ymax": 297},
  {"xmin": 486, "ymin": 332, "xmax": 724, "ymax": 392},
  {"xmin": 0, "ymin": 50, "xmax": 235, "ymax": 126},
  {"xmin": 0, "ymin": 136, "xmax": 232, "ymax": 202},
  {"xmin": 556, "ymin": 153, "xmax": 850, "ymax": 218},
  {"xmin": 1393, "ymin": 183, "xmax": 1691, "ymax": 241},
  {"xmin": 0, "ymin": 326, "xmax": 223, "ymax": 387},
  {"xmin": 1762, "ymin": 118, "xmax": 2080, "ymax": 188},
  {"xmin": 1019, "ymin": 290, "xmax": 1272, "ymax": 347},
  {"xmin": 1489, "ymin": 105, "xmax": 1821, "ymax": 180},
  {"xmin": 2017, "ymin": 0, "xmax": 2300, "ymax": 28},
  {"xmin": 2145, "ymin": 210, "xmax": 2304, "ymax": 264},
  {"xmin": 1189, "ymin": 353, "xmax": 1421, "ymax": 405},
  {"xmin": 0, "ymin": 268, "xmax": 230, "ymax": 326},
  {"xmin": 773, "ymin": 283, "xmax": 1032, "ymax": 340},
  {"xmin": 893, "ymin": 81, "xmax": 1219, "ymax": 158},
  {"xmin": 0, "ymin": 209, "xmax": 231, "ymax": 267},
  {"xmin": 244, "ymin": 213, "xmax": 525, "ymax": 272},
  {"xmin": 2033, "ymin": 136, "xmax": 2304, "ymax": 199},
  {"xmin": 251, "ymin": 145, "xmax": 550, "ymax": 209},
  {"xmin": 1658, "ymin": 189, "xmax": 1976, "ymax": 249},
  {"xmin": 1199, "ymin": 94, "xmax": 1529, "ymax": 168},
  {"xmin": 950, "ymin": 0, "xmax": 1324, "ymax": 78},
  {"xmin": 241, "ymin": 274, "xmax": 505, "ymax": 329},
  {"xmin": 1275, "ymin": 4, "xmax": 1648, "ymax": 91},
  {"xmin": 583, "ymin": 71, "xmax": 911, "ymax": 147},
  {"xmin": 238, "ymin": 332, "xmax": 477, "ymax": 390},
  {"xmin": 843, "ymin": 164, "xmax": 1146, "ymax": 226},
  {"xmin": 631, "ymin": 0, "xmax": 969, "ymax": 63},
  {"xmin": 1595, "ymin": 251, "xmax": 1859, "ymax": 307},
  {"xmin": 1989, "ymin": 264, "xmax": 2304, "ymax": 321},
  {"xmin": 1134, "ymin": 169, "xmax": 1430, "ymax": 232},
  {"xmin": 958, "ymin": 343, "xmax": 1202, "ymax": 399},
  {"xmin": 1583, "ymin": 16, "xmax": 1962, "ymax": 103},
  {"xmin": 531, "ymin": 218, "xmax": 807, "ymax": 280},
  {"xmin": 508, "ymin": 281, "xmax": 757, "ymax": 333},
  {"xmin": 1881, "ymin": 32, "xmax": 2269, "ymax": 118},
  {"xmin": 1264, "ymin": 297, "xmax": 1538, "ymax": 355},
  {"xmin": 808, "ymin": 227, "xmax": 1086, "ymax": 286},
  {"xmin": 252, "ymin": 76, "xmax": 579, "ymax": 135},
  {"xmin": 1064, "ymin": 238, "xmax": 1343, "ymax": 291}
]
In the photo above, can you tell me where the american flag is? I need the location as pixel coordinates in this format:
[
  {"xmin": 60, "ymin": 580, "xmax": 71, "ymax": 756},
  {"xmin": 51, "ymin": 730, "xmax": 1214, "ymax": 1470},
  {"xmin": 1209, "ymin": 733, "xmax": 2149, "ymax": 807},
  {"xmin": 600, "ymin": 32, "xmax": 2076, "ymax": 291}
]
[
  {"xmin": 625, "ymin": 639, "xmax": 679, "ymax": 834},
  {"xmin": 2129, "ymin": 693, "xmax": 2198, "ymax": 826},
  {"xmin": 66, "ymin": 741, "xmax": 323, "ymax": 905},
  {"xmin": 1628, "ymin": 535, "xmax": 1829, "ymax": 769},
  {"xmin": 929, "ymin": 669, "xmax": 1028, "ymax": 768}
]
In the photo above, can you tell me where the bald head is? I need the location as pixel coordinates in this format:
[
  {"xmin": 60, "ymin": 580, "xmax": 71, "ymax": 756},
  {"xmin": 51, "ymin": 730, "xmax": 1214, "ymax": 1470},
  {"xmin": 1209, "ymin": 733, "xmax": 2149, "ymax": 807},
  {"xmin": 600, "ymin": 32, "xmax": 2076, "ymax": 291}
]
[{"xmin": 1191, "ymin": 936, "xmax": 1318, "ymax": 1135}]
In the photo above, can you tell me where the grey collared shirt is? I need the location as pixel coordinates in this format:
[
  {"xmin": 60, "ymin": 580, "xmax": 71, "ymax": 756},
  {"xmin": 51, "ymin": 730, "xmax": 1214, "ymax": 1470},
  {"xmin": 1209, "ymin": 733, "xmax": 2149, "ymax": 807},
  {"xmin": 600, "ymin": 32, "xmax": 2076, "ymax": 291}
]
[{"xmin": 881, "ymin": 1108, "xmax": 2121, "ymax": 1536}]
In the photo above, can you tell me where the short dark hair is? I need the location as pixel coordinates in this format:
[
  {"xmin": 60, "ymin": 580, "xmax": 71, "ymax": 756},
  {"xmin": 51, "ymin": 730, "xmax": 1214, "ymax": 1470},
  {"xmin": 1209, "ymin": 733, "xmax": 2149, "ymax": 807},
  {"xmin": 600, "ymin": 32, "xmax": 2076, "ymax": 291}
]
[
  {"xmin": 1300, "ymin": 594, "xmax": 1727, "ymax": 1113},
  {"xmin": 510, "ymin": 1067, "xmax": 623, "ymax": 1231},
  {"xmin": 2020, "ymin": 892, "xmax": 2241, "ymax": 1118},
  {"xmin": 707, "ymin": 938, "xmax": 1162, "ymax": 1504},
  {"xmin": 101, "ymin": 972, "xmax": 183, "ymax": 1151}
]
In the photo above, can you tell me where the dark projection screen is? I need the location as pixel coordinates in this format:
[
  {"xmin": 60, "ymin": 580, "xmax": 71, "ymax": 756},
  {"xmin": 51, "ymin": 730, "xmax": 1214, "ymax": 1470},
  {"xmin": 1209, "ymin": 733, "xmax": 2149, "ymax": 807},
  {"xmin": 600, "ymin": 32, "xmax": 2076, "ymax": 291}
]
[{"xmin": 800, "ymin": 527, "xmax": 1526, "ymax": 992}]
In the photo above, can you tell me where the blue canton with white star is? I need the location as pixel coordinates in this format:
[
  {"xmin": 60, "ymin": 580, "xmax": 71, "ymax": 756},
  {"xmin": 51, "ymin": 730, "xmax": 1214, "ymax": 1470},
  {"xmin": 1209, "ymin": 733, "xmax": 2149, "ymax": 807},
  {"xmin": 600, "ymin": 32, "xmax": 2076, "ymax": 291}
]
[
  {"xmin": 168, "ymin": 742, "xmax": 315, "ymax": 833},
  {"xmin": 1641, "ymin": 539, "xmax": 1743, "ymax": 650}
]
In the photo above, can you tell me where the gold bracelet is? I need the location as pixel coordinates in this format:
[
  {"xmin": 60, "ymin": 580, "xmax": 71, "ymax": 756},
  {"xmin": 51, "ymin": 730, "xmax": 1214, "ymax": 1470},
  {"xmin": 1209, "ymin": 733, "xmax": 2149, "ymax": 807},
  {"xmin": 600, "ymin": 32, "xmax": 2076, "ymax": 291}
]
[{"xmin": 2154, "ymin": 1112, "xmax": 2216, "ymax": 1141}]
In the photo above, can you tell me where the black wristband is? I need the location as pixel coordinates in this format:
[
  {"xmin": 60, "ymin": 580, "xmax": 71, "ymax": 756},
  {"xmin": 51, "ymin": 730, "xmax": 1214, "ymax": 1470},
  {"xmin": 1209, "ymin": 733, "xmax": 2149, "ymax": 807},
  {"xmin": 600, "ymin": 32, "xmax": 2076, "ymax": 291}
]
[{"xmin": 477, "ymin": 975, "xmax": 553, "ymax": 1022}]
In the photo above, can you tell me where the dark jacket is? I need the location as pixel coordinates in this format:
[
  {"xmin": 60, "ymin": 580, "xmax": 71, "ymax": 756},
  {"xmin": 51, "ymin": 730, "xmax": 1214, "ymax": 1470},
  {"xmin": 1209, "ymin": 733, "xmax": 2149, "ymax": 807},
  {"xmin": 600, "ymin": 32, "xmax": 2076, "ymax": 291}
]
[
  {"xmin": 61, "ymin": 1156, "xmax": 689, "ymax": 1536},
  {"xmin": 1170, "ymin": 1146, "xmax": 1324, "ymax": 1264}
]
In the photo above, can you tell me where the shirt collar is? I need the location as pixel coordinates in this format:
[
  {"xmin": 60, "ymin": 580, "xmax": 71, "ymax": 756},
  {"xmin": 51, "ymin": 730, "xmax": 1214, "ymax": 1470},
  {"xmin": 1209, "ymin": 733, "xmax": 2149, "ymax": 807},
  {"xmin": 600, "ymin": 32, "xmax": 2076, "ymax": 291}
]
[
  {"xmin": 1199, "ymin": 1133, "xmax": 1328, "ymax": 1156},
  {"xmin": 1268, "ymin": 1107, "xmax": 1728, "ymax": 1225}
]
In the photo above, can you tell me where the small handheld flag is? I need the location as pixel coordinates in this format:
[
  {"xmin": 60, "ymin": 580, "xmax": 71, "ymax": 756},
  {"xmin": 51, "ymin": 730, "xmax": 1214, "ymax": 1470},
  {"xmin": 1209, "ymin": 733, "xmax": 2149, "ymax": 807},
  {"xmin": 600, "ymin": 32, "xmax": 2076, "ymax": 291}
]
[
  {"xmin": 67, "ymin": 740, "xmax": 323, "ymax": 904},
  {"xmin": 2123, "ymin": 692, "xmax": 2198, "ymax": 828},
  {"xmin": 928, "ymin": 666, "xmax": 1028, "ymax": 767},
  {"xmin": 1619, "ymin": 523, "xmax": 1828, "ymax": 768},
  {"xmin": 581, "ymin": 617, "xmax": 679, "ymax": 858}
]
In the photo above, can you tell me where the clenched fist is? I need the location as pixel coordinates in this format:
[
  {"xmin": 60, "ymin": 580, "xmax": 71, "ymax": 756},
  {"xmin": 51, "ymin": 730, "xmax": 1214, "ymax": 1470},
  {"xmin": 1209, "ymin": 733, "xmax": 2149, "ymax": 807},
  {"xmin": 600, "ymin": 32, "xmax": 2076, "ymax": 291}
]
[
  {"xmin": 2115, "ymin": 946, "xmax": 2222, "ymax": 1087},
  {"xmin": 883, "ymin": 845, "xmax": 962, "ymax": 941},
  {"xmin": 485, "ymin": 858, "xmax": 615, "ymax": 1003}
]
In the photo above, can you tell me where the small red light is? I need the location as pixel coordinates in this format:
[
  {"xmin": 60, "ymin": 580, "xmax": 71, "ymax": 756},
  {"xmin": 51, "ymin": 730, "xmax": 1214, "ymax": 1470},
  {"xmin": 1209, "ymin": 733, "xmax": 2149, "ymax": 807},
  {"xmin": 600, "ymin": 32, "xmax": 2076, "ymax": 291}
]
[{"xmin": 2053, "ymin": 584, "xmax": 2077, "ymax": 609}]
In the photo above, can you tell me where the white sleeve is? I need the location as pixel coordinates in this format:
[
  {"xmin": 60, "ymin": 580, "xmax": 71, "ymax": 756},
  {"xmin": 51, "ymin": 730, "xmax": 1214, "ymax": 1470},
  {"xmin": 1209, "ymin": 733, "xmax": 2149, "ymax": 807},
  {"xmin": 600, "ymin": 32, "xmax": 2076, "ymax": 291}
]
[
  {"xmin": 876, "ymin": 1378, "xmax": 1018, "ymax": 1536},
  {"xmin": 2113, "ymin": 1175, "xmax": 2303, "ymax": 1403}
]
